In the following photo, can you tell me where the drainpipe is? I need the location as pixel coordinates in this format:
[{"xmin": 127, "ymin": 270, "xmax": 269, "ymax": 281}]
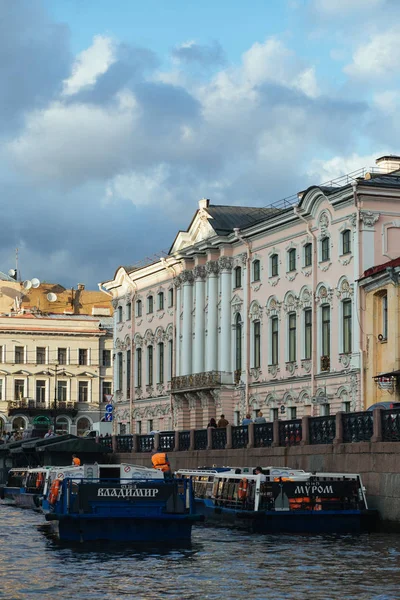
[
  {"xmin": 293, "ymin": 207, "xmax": 317, "ymax": 410},
  {"xmin": 161, "ymin": 257, "xmax": 178, "ymax": 427},
  {"xmin": 233, "ymin": 228, "xmax": 252, "ymax": 413},
  {"xmin": 352, "ymin": 182, "xmax": 364, "ymax": 411},
  {"xmin": 97, "ymin": 283, "xmax": 113, "ymax": 297}
]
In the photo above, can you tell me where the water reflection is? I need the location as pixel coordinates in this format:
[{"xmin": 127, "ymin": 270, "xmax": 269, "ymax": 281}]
[{"xmin": 1, "ymin": 505, "xmax": 400, "ymax": 600}]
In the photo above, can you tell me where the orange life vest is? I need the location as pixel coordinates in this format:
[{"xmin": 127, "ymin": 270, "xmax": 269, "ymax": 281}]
[
  {"xmin": 151, "ymin": 452, "xmax": 170, "ymax": 472},
  {"xmin": 72, "ymin": 457, "xmax": 81, "ymax": 466}
]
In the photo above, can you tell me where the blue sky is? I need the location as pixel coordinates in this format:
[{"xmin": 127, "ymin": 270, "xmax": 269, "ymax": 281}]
[{"xmin": 1, "ymin": 0, "xmax": 400, "ymax": 288}]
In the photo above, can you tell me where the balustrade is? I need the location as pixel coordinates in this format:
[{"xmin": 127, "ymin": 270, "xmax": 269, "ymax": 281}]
[
  {"xmin": 254, "ymin": 423, "xmax": 273, "ymax": 447},
  {"xmin": 171, "ymin": 371, "xmax": 222, "ymax": 392},
  {"xmin": 179, "ymin": 430, "xmax": 190, "ymax": 451},
  {"xmin": 232, "ymin": 425, "xmax": 248, "ymax": 449},
  {"xmin": 194, "ymin": 429, "xmax": 208, "ymax": 450},
  {"xmin": 158, "ymin": 431, "xmax": 175, "ymax": 451},
  {"xmin": 278, "ymin": 419, "xmax": 302, "ymax": 446},
  {"xmin": 309, "ymin": 415, "xmax": 336, "ymax": 445},
  {"xmin": 212, "ymin": 427, "xmax": 226, "ymax": 450},
  {"xmin": 137, "ymin": 435, "xmax": 154, "ymax": 453},
  {"xmin": 382, "ymin": 408, "xmax": 400, "ymax": 442},
  {"xmin": 116, "ymin": 435, "xmax": 133, "ymax": 453},
  {"xmin": 342, "ymin": 412, "xmax": 373, "ymax": 443}
]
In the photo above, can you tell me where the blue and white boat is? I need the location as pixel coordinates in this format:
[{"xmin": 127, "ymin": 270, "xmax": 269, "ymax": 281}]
[
  {"xmin": 176, "ymin": 466, "xmax": 377, "ymax": 534},
  {"xmin": 0, "ymin": 467, "xmax": 48, "ymax": 509},
  {"xmin": 44, "ymin": 463, "xmax": 203, "ymax": 542}
]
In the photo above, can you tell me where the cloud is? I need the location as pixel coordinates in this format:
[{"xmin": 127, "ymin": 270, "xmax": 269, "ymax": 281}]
[
  {"xmin": 344, "ymin": 29, "xmax": 400, "ymax": 80},
  {"xmin": 62, "ymin": 35, "xmax": 116, "ymax": 96},
  {"xmin": 307, "ymin": 153, "xmax": 381, "ymax": 183},
  {"xmin": 311, "ymin": 0, "xmax": 385, "ymax": 16},
  {"xmin": 172, "ymin": 40, "xmax": 225, "ymax": 67}
]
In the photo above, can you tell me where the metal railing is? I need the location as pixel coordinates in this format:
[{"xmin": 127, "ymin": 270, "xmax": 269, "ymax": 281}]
[
  {"xmin": 116, "ymin": 435, "xmax": 133, "ymax": 453},
  {"xmin": 194, "ymin": 429, "xmax": 208, "ymax": 451},
  {"xmin": 254, "ymin": 422, "xmax": 273, "ymax": 447},
  {"xmin": 212, "ymin": 428, "xmax": 226, "ymax": 450},
  {"xmin": 98, "ymin": 436, "xmax": 112, "ymax": 450},
  {"xmin": 382, "ymin": 408, "xmax": 400, "ymax": 442},
  {"xmin": 232, "ymin": 425, "xmax": 248, "ymax": 449},
  {"xmin": 343, "ymin": 411, "xmax": 373, "ymax": 443},
  {"xmin": 158, "ymin": 431, "xmax": 175, "ymax": 451},
  {"xmin": 279, "ymin": 419, "xmax": 302, "ymax": 447},
  {"xmin": 179, "ymin": 430, "xmax": 190, "ymax": 451},
  {"xmin": 137, "ymin": 434, "xmax": 154, "ymax": 453},
  {"xmin": 171, "ymin": 371, "xmax": 221, "ymax": 392},
  {"xmin": 309, "ymin": 415, "xmax": 336, "ymax": 445}
]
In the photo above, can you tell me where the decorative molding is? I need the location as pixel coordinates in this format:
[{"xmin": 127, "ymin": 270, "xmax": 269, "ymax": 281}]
[
  {"xmin": 339, "ymin": 353, "xmax": 351, "ymax": 369},
  {"xmin": 218, "ymin": 256, "xmax": 233, "ymax": 273},
  {"xmin": 269, "ymin": 276, "xmax": 280, "ymax": 287},
  {"xmin": 206, "ymin": 260, "xmax": 219, "ymax": 276},
  {"xmin": 180, "ymin": 270, "xmax": 194, "ymax": 285},
  {"xmin": 349, "ymin": 213, "xmax": 357, "ymax": 229},
  {"xmin": 319, "ymin": 261, "xmax": 332, "ymax": 272},
  {"xmin": 285, "ymin": 271, "xmax": 298, "ymax": 282},
  {"xmin": 193, "ymin": 265, "xmax": 206, "ymax": 280},
  {"xmin": 360, "ymin": 211, "xmax": 380, "ymax": 228},
  {"xmin": 268, "ymin": 365, "xmax": 279, "ymax": 378},
  {"xmin": 301, "ymin": 359, "xmax": 311, "ymax": 373},
  {"xmin": 301, "ymin": 269, "xmax": 312, "ymax": 278},
  {"xmin": 285, "ymin": 361, "xmax": 297, "ymax": 376}
]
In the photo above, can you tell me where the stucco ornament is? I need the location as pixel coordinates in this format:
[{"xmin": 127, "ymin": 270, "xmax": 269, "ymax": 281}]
[
  {"xmin": 180, "ymin": 270, "xmax": 194, "ymax": 285},
  {"xmin": 173, "ymin": 276, "xmax": 181, "ymax": 289},
  {"xmin": 301, "ymin": 359, "xmax": 311, "ymax": 373},
  {"xmin": 218, "ymin": 256, "xmax": 233, "ymax": 273},
  {"xmin": 339, "ymin": 354, "xmax": 351, "ymax": 369},
  {"xmin": 268, "ymin": 365, "xmax": 279, "ymax": 378},
  {"xmin": 319, "ymin": 212, "xmax": 330, "ymax": 235},
  {"xmin": 360, "ymin": 211, "xmax": 380, "ymax": 228},
  {"xmin": 193, "ymin": 265, "xmax": 206, "ymax": 280},
  {"xmin": 206, "ymin": 260, "xmax": 219, "ymax": 276},
  {"xmin": 285, "ymin": 362, "xmax": 297, "ymax": 376}
]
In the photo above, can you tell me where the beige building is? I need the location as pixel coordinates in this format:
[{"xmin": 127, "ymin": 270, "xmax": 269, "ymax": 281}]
[{"xmin": 0, "ymin": 279, "xmax": 114, "ymax": 435}]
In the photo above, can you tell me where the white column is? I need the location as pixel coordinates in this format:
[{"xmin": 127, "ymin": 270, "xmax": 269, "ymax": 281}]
[
  {"xmin": 219, "ymin": 257, "xmax": 233, "ymax": 373},
  {"xmin": 206, "ymin": 261, "xmax": 219, "ymax": 371},
  {"xmin": 175, "ymin": 283, "xmax": 182, "ymax": 376},
  {"xmin": 194, "ymin": 266, "xmax": 206, "ymax": 373},
  {"xmin": 181, "ymin": 270, "xmax": 194, "ymax": 376},
  {"xmin": 352, "ymin": 218, "xmax": 361, "ymax": 366}
]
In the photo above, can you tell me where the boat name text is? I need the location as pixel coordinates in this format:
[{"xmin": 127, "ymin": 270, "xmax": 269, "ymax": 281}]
[
  {"xmin": 293, "ymin": 485, "xmax": 334, "ymax": 495},
  {"xmin": 97, "ymin": 488, "xmax": 159, "ymax": 498}
]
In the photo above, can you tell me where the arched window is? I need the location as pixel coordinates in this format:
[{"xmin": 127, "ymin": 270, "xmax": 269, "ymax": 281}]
[
  {"xmin": 136, "ymin": 299, "xmax": 142, "ymax": 317},
  {"xmin": 253, "ymin": 260, "xmax": 260, "ymax": 282},
  {"xmin": 321, "ymin": 237, "xmax": 330, "ymax": 262},
  {"xmin": 271, "ymin": 254, "xmax": 279, "ymax": 277},
  {"xmin": 342, "ymin": 230, "xmax": 351, "ymax": 255},
  {"xmin": 77, "ymin": 417, "xmax": 91, "ymax": 436},
  {"xmin": 304, "ymin": 243, "xmax": 312, "ymax": 267},
  {"xmin": 235, "ymin": 314, "xmax": 242, "ymax": 373},
  {"xmin": 321, "ymin": 305, "xmax": 330, "ymax": 371},
  {"xmin": 288, "ymin": 248, "xmax": 296, "ymax": 272},
  {"xmin": 234, "ymin": 266, "xmax": 242, "ymax": 288},
  {"xmin": 56, "ymin": 417, "xmax": 69, "ymax": 435}
]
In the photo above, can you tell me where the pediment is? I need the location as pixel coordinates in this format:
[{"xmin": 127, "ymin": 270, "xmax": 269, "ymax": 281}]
[{"xmin": 170, "ymin": 208, "xmax": 216, "ymax": 253}]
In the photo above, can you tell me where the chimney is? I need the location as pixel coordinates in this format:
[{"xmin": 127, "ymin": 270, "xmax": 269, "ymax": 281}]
[
  {"xmin": 198, "ymin": 198, "xmax": 210, "ymax": 209},
  {"xmin": 375, "ymin": 155, "xmax": 400, "ymax": 174},
  {"xmin": 77, "ymin": 283, "xmax": 85, "ymax": 291}
]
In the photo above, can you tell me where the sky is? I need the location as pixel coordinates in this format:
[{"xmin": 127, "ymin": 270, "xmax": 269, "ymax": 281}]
[{"xmin": 2, "ymin": 0, "xmax": 400, "ymax": 289}]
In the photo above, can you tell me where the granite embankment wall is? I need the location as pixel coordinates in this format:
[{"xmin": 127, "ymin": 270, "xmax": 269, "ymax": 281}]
[{"xmin": 115, "ymin": 442, "xmax": 400, "ymax": 525}]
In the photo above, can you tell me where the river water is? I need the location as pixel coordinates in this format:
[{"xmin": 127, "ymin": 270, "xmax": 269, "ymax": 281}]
[{"xmin": 1, "ymin": 505, "xmax": 400, "ymax": 600}]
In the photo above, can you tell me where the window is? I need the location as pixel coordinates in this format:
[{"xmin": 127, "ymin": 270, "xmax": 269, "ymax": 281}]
[
  {"xmin": 271, "ymin": 254, "xmax": 279, "ymax": 277},
  {"xmin": 136, "ymin": 421, "xmax": 142, "ymax": 434},
  {"xmin": 35, "ymin": 347, "xmax": 46, "ymax": 364},
  {"xmin": 321, "ymin": 404, "xmax": 330, "ymax": 416},
  {"xmin": 58, "ymin": 381, "xmax": 67, "ymax": 401},
  {"xmin": 168, "ymin": 288, "xmax": 174, "ymax": 307},
  {"xmin": 78, "ymin": 381, "xmax": 89, "ymax": 402},
  {"xmin": 117, "ymin": 306, "xmax": 123, "ymax": 322},
  {"xmin": 147, "ymin": 295, "xmax": 154, "ymax": 314},
  {"xmin": 321, "ymin": 237, "xmax": 330, "ymax": 262},
  {"xmin": 342, "ymin": 299, "xmax": 352, "ymax": 354},
  {"xmin": 235, "ymin": 314, "xmax": 242, "ymax": 372},
  {"xmin": 147, "ymin": 420, "xmax": 154, "ymax": 434},
  {"xmin": 126, "ymin": 350, "xmax": 131, "ymax": 395},
  {"xmin": 288, "ymin": 248, "xmax": 296, "ymax": 272},
  {"xmin": 271, "ymin": 316, "xmax": 279, "ymax": 365},
  {"xmin": 103, "ymin": 381, "xmax": 112, "ymax": 402},
  {"xmin": 304, "ymin": 243, "xmax": 312, "ymax": 268},
  {"xmin": 382, "ymin": 294, "xmax": 388, "ymax": 340},
  {"xmin": 343, "ymin": 401, "xmax": 351, "ymax": 413},
  {"xmin": 117, "ymin": 352, "xmax": 123, "ymax": 391},
  {"xmin": 15, "ymin": 346, "xmax": 24, "ymax": 364},
  {"xmin": 158, "ymin": 292, "xmax": 164, "ymax": 311},
  {"xmin": 288, "ymin": 313, "xmax": 296, "ymax": 362},
  {"xmin": 58, "ymin": 348, "xmax": 67, "ymax": 365},
  {"xmin": 148, "ymin": 346, "xmax": 153, "ymax": 385},
  {"xmin": 254, "ymin": 321, "xmax": 261, "ymax": 369},
  {"xmin": 168, "ymin": 340, "xmax": 173, "ymax": 380},
  {"xmin": 158, "ymin": 343, "xmax": 164, "ymax": 384},
  {"xmin": 136, "ymin": 299, "xmax": 142, "ymax": 317},
  {"xmin": 322, "ymin": 305, "xmax": 330, "ymax": 358},
  {"xmin": 126, "ymin": 302, "xmax": 132, "ymax": 320},
  {"xmin": 36, "ymin": 380, "xmax": 46, "ymax": 403},
  {"xmin": 136, "ymin": 348, "xmax": 142, "ymax": 387},
  {"xmin": 78, "ymin": 349, "xmax": 88, "ymax": 366},
  {"xmin": 14, "ymin": 379, "xmax": 24, "ymax": 400},
  {"xmin": 253, "ymin": 260, "xmax": 260, "ymax": 282},
  {"xmin": 234, "ymin": 266, "xmax": 242, "ymax": 288},
  {"xmin": 0, "ymin": 379, "xmax": 3, "ymax": 400},
  {"xmin": 102, "ymin": 349, "xmax": 111, "ymax": 367},
  {"xmin": 0, "ymin": 346, "xmax": 4, "ymax": 363},
  {"xmin": 270, "ymin": 408, "xmax": 279, "ymax": 421},
  {"xmin": 289, "ymin": 407, "xmax": 297, "ymax": 419},
  {"xmin": 304, "ymin": 308, "xmax": 312, "ymax": 360},
  {"xmin": 342, "ymin": 229, "xmax": 351, "ymax": 255}
]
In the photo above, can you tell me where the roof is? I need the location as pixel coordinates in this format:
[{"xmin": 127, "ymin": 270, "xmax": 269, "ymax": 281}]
[
  {"xmin": 360, "ymin": 257, "xmax": 400, "ymax": 280},
  {"xmin": 373, "ymin": 370, "xmax": 400, "ymax": 379},
  {"xmin": 0, "ymin": 271, "xmax": 17, "ymax": 282},
  {"xmin": 206, "ymin": 204, "xmax": 280, "ymax": 235}
]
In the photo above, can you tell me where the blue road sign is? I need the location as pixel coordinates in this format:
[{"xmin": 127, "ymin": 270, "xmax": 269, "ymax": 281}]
[
  {"xmin": 105, "ymin": 404, "xmax": 113, "ymax": 414},
  {"xmin": 104, "ymin": 413, "xmax": 113, "ymax": 422}
]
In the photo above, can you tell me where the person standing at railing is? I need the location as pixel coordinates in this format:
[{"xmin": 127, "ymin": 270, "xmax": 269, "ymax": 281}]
[
  {"xmin": 207, "ymin": 418, "xmax": 217, "ymax": 428},
  {"xmin": 254, "ymin": 412, "xmax": 266, "ymax": 424},
  {"xmin": 242, "ymin": 414, "xmax": 253, "ymax": 426},
  {"xmin": 217, "ymin": 414, "xmax": 229, "ymax": 428}
]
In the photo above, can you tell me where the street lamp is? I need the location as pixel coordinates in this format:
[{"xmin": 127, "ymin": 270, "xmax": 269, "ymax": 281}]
[{"xmin": 53, "ymin": 360, "xmax": 59, "ymax": 433}]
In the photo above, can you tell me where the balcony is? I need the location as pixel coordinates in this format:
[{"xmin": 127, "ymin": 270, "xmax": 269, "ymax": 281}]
[
  {"xmin": 8, "ymin": 399, "xmax": 78, "ymax": 417},
  {"xmin": 171, "ymin": 371, "xmax": 223, "ymax": 393}
]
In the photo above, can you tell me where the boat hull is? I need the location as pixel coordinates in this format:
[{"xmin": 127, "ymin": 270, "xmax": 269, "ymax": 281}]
[
  {"xmin": 46, "ymin": 514, "xmax": 200, "ymax": 542},
  {"xmin": 196, "ymin": 500, "xmax": 372, "ymax": 534}
]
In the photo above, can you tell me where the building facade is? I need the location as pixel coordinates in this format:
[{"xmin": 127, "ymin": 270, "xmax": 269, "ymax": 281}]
[
  {"xmin": 103, "ymin": 155, "xmax": 400, "ymax": 433},
  {"xmin": 0, "ymin": 314, "xmax": 113, "ymax": 435},
  {"xmin": 360, "ymin": 257, "xmax": 400, "ymax": 406}
]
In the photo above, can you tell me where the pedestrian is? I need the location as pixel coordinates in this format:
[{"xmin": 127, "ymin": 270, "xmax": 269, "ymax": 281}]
[
  {"xmin": 207, "ymin": 418, "xmax": 217, "ymax": 428},
  {"xmin": 254, "ymin": 466, "xmax": 264, "ymax": 475},
  {"xmin": 217, "ymin": 414, "xmax": 229, "ymax": 428},
  {"xmin": 44, "ymin": 428, "xmax": 54, "ymax": 438},
  {"xmin": 254, "ymin": 411, "xmax": 267, "ymax": 424},
  {"xmin": 241, "ymin": 413, "xmax": 253, "ymax": 426},
  {"xmin": 151, "ymin": 449, "xmax": 171, "ymax": 479},
  {"xmin": 72, "ymin": 454, "xmax": 81, "ymax": 466}
]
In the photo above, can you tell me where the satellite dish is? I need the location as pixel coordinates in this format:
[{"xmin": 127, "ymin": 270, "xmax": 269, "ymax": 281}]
[
  {"xmin": 8, "ymin": 269, "xmax": 16, "ymax": 277},
  {"xmin": 47, "ymin": 293, "xmax": 57, "ymax": 302},
  {"xmin": 31, "ymin": 278, "xmax": 40, "ymax": 288},
  {"xmin": 23, "ymin": 280, "xmax": 32, "ymax": 290}
]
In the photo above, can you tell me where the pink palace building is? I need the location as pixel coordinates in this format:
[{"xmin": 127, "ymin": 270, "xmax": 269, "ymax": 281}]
[{"xmin": 102, "ymin": 155, "xmax": 400, "ymax": 434}]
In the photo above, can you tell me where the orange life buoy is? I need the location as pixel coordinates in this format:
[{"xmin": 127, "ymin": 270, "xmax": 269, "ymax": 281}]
[
  {"xmin": 238, "ymin": 478, "xmax": 248, "ymax": 500},
  {"xmin": 48, "ymin": 479, "xmax": 61, "ymax": 505},
  {"xmin": 36, "ymin": 472, "xmax": 44, "ymax": 489}
]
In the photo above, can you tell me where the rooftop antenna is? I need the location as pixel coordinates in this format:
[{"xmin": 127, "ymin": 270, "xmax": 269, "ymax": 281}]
[{"xmin": 15, "ymin": 247, "xmax": 19, "ymax": 281}]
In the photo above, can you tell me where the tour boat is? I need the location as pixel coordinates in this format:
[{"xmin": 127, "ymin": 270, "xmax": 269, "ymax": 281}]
[
  {"xmin": 0, "ymin": 467, "xmax": 48, "ymax": 509},
  {"xmin": 44, "ymin": 463, "xmax": 203, "ymax": 542},
  {"xmin": 176, "ymin": 466, "xmax": 377, "ymax": 534}
]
